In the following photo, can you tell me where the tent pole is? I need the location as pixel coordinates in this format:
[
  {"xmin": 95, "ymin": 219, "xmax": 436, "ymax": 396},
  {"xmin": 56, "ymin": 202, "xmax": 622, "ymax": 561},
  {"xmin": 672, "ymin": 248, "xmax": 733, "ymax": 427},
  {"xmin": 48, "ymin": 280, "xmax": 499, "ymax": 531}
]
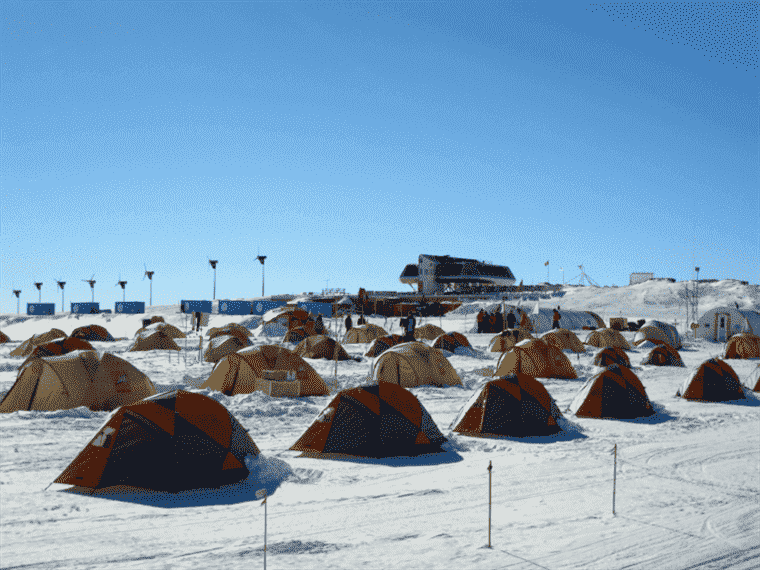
[{"xmin": 488, "ymin": 460, "xmax": 492, "ymax": 548}]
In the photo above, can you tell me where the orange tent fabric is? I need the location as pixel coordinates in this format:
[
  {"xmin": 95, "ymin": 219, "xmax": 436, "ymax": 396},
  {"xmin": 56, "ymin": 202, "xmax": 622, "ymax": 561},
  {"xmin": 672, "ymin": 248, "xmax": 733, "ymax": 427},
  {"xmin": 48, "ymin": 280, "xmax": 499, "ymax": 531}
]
[
  {"xmin": 54, "ymin": 390, "xmax": 259, "ymax": 491},
  {"xmin": 678, "ymin": 359, "xmax": 745, "ymax": 402},
  {"xmin": 208, "ymin": 323, "xmax": 252, "ymax": 342},
  {"xmin": 724, "ymin": 333, "xmax": 760, "ymax": 359},
  {"xmin": 294, "ymin": 335, "xmax": 350, "ymax": 361},
  {"xmin": 541, "ymin": 329, "xmax": 585, "ymax": 353},
  {"xmin": 10, "ymin": 329, "xmax": 68, "ymax": 357},
  {"xmin": 204, "ymin": 334, "xmax": 251, "ymax": 363},
  {"xmin": 519, "ymin": 312, "xmax": 533, "ymax": 332},
  {"xmin": 290, "ymin": 382, "xmax": 446, "ymax": 457},
  {"xmin": 488, "ymin": 329, "xmax": 534, "ymax": 353},
  {"xmin": 365, "ymin": 334, "xmax": 404, "ymax": 357},
  {"xmin": 201, "ymin": 345, "xmax": 329, "ymax": 397},
  {"xmin": 495, "ymin": 339, "xmax": 577, "ymax": 379},
  {"xmin": 432, "ymin": 332, "xmax": 471, "ymax": 353},
  {"xmin": 641, "ymin": 344, "xmax": 685, "ymax": 367},
  {"xmin": 70, "ymin": 325, "xmax": 115, "ymax": 342},
  {"xmin": 150, "ymin": 316, "xmax": 165, "ymax": 324},
  {"xmin": 569, "ymin": 364, "xmax": 655, "ymax": 419},
  {"xmin": 0, "ymin": 331, "xmax": 12, "ymax": 344},
  {"xmin": 584, "ymin": 328, "xmax": 631, "ymax": 350},
  {"xmin": 593, "ymin": 347, "xmax": 631, "ymax": 368},
  {"xmin": 452, "ymin": 374, "xmax": 563, "ymax": 437}
]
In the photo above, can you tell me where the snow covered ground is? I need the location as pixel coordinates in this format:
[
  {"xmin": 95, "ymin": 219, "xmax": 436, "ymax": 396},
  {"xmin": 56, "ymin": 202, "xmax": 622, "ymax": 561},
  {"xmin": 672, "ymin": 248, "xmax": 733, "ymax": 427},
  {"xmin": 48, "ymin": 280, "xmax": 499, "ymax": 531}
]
[{"xmin": 1, "ymin": 282, "xmax": 759, "ymax": 569}]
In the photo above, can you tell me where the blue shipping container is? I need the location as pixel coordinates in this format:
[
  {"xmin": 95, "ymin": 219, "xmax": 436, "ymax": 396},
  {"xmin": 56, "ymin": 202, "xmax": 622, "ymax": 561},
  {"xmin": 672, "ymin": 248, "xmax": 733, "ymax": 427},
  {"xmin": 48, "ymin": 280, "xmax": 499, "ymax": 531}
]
[
  {"xmin": 297, "ymin": 302, "xmax": 333, "ymax": 318},
  {"xmin": 218, "ymin": 300, "xmax": 253, "ymax": 315},
  {"xmin": 115, "ymin": 302, "xmax": 146, "ymax": 314},
  {"xmin": 180, "ymin": 300, "xmax": 213, "ymax": 314},
  {"xmin": 249, "ymin": 300, "xmax": 287, "ymax": 316},
  {"xmin": 27, "ymin": 303, "xmax": 55, "ymax": 315},
  {"xmin": 71, "ymin": 302, "xmax": 100, "ymax": 314}
]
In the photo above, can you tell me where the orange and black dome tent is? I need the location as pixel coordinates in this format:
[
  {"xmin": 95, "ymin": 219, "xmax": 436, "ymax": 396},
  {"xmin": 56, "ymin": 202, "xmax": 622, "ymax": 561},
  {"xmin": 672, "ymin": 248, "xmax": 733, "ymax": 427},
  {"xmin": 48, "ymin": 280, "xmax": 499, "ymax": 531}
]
[
  {"xmin": 290, "ymin": 382, "xmax": 446, "ymax": 458},
  {"xmin": 641, "ymin": 344, "xmax": 685, "ymax": 367},
  {"xmin": 54, "ymin": 390, "xmax": 259, "ymax": 491},
  {"xmin": 593, "ymin": 347, "xmax": 631, "ymax": 368},
  {"xmin": 569, "ymin": 364, "xmax": 655, "ymax": 419},
  {"xmin": 724, "ymin": 333, "xmax": 760, "ymax": 359},
  {"xmin": 432, "ymin": 332, "xmax": 471, "ymax": 353},
  {"xmin": 451, "ymin": 373, "xmax": 563, "ymax": 437},
  {"xmin": 677, "ymin": 359, "xmax": 745, "ymax": 402},
  {"xmin": 365, "ymin": 334, "xmax": 404, "ymax": 357},
  {"xmin": 70, "ymin": 325, "xmax": 115, "ymax": 342}
]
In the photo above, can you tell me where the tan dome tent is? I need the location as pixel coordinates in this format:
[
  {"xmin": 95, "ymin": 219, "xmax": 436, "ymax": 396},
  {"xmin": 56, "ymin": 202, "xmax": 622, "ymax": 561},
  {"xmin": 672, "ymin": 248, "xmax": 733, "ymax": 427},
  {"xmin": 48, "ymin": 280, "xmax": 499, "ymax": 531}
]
[
  {"xmin": 677, "ymin": 359, "xmax": 745, "ymax": 402},
  {"xmin": 208, "ymin": 323, "xmax": 253, "ymax": 342},
  {"xmin": 128, "ymin": 329, "xmax": 181, "ymax": 352},
  {"xmin": 150, "ymin": 315, "xmax": 165, "ymax": 324},
  {"xmin": 0, "ymin": 351, "xmax": 156, "ymax": 413},
  {"xmin": 70, "ymin": 324, "xmax": 115, "ymax": 342},
  {"xmin": 724, "ymin": 333, "xmax": 760, "ymax": 359},
  {"xmin": 451, "ymin": 373, "xmax": 563, "ymax": 437},
  {"xmin": 609, "ymin": 317, "xmax": 628, "ymax": 331},
  {"xmin": 365, "ymin": 335, "xmax": 404, "ymax": 357},
  {"xmin": 201, "ymin": 345, "xmax": 329, "ymax": 397},
  {"xmin": 495, "ymin": 339, "xmax": 577, "ymax": 379},
  {"xmin": 294, "ymin": 335, "xmax": 350, "ymax": 361},
  {"xmin": 413, "ymin": 324, "xmax": 446, "ymax": 341},
  {"xmin": 432, "ymin": 332, "xmax": 471, "ymax": 353},
  {"xmin": 343, "ymin": 324, "xmax": 388, "ymax": 344},
  {"xmin": 641, "ymin": 344, "xmax": 685, "ymax": 367},
  {"xmin": 584, "ymin": 328, "xmax": 631, "ymax": 350},
  {"xmin": 488, "ymin": 329, "xmax": 534, "ymax": 353},
  {"xmin": 695, "ymin": 307, "xmax": 760, "ymax": 342},
  {"xmin": 290, "ymin": 382, "xmax": 446, "ymax": 458},
  {"xmin": 541, "ymin": 329, "xmax": 585, "ymax": 353},
  {"xmin": 10, "ymin": 328, "xmax": 68, "ymax": 357},
  {"xmin": 634, "ymin": 321, "xmax": 681, "ymax": 349},
  {"xmin": 569, "ymin": 364, "xmax": 655, "ymax": 419},
  {"xmin": 0, "ymin": 330, "xmax": 11, "ymax": 344},
  {"xmin": 134, "ymin": 322, "xmax": 187, "ymax": 340},
  {"xmin": 19, "ymin": 338, "xmax": 96, "ymax": 370},
  {"xmin": 54, "ymin": 390, "xmax": 259, "ymax": 491},
  {"xmin": 204, "ymin": 334, "xmax": 252, "ymax": 363},
  {"xmin": 593, "ymin": 347, "xmax": 631, "ymax": 368},
  {"xmin": 372, "ymin": 342, "xmax": 462, "ymax": 387}
]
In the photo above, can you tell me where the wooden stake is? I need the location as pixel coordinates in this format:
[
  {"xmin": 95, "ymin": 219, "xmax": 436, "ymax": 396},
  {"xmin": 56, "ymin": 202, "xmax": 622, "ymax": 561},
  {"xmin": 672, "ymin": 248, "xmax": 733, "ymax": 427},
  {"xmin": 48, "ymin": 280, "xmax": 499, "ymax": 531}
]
[
  {"xmin": 488, "ymin": 460, "xmax": 493, "ymax": 548},
  {"xmin": 612, "ymin": 443, "xmax": 617, "ymax": 516}
]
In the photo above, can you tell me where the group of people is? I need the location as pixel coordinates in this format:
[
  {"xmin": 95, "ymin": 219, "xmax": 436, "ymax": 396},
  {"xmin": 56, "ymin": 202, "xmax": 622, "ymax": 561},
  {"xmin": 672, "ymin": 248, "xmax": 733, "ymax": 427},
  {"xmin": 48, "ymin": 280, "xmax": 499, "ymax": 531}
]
[{"xmin": 475, "ymin": 306, "xmax": 563, "ymax": 334}]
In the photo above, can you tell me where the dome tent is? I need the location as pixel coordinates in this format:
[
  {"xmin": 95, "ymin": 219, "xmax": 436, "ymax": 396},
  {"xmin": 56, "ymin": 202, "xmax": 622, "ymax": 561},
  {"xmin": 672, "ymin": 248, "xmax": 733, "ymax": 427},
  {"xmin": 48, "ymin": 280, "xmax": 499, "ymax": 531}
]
[
  {"xmin": 290, "ymin": 382, "xmax": 446, "ymax": 458},
  {"xmin": 541, "ymin": 328, "xmax": 585, "ymax": 353},
  {"xmin": 677, "ymin": 359, "xmax": 745, "ymax": 402},
  {"xmin": 365, "ymin": 335, "xmax": 404, "ymax": 358},
  {"xmin": 204, "ymin": 334, "xmax": 252, "ymax": 363},
  {"xmin": 371, "ymin": 342, "xmax": 462, "ymax": 387},
  {"xmin": 0, "ymin": 330, "xmax": 11, "ymax": 343},
  {"xmin": 10, "ymin": 329, "xmax": 67, "ymax": 357},
  {"xmin": 593, "ymin": 347, "xmax": 631, "ymax": 368},
  {"xmin": 207, "ymin": 323, "xmax": 253, "ymax": 341},
  {"xmin": 695, "ymin": 307, "xmax": 760, "ymax": 342},
  {"xmin": 201, "ymin": 344, "xmax": 329, "ymax": 397},
  {"xmin": 494, "ymin": 339, "xmax": 577, "ymax": 379},
  {"xmin": 451, "ymin": 373, "xmax": 564, "ymax": 437},
  {"xmin": 723, "ymin": 333, "xmax": 760, "ymax": 359},
  {"xmin": 343, "ymin": 324, "xmax": 388, "ymax": 344},
  {"xmin": 584, "ymin": 328, "xmax": 631, "ymax": 350},
  {"xmin": 569, "ymin": 364, "xmax": 655, "ymax": 419},
  {"xmin": 128, "ymin": 329, "xmax": 181, "ymax": 352},
  {"xmin": 70, "ymin": 325, "xmax": 115, "ymax": 342},
  {"xmin": 294, "ymin": 335, "xmax": 351, "ymax": 361},
  {"xmin": 18, "ymin": 337, "xmax": 96, "ymax": 370},
  {"xmin": 134, "ymin": 322, "xmax": 186, "ymax": 339},
  {"xmin": 488, "ymin": 329, "xmax": 535, "ymax": 353},
  {"xmin": 635, "ymin": 320, "xmax": 681, "ymax": 349},
  {"xmin": 53, "ymin": 390, "xmax": 259, "ymax": 491},
  {"xmin": 641, "ymin": 344, "xmax": 685, "ymax": 367},
  {"xmin": 413, "ymin": 324, "xmax": 446, "ymax": 341},
  {"xmin": 0, "ymin": 351, "xmax": 156, "ymax": 413},
  {"xmin": 432, "ymin": 332, "xmax": 471, "ymax": 353}
]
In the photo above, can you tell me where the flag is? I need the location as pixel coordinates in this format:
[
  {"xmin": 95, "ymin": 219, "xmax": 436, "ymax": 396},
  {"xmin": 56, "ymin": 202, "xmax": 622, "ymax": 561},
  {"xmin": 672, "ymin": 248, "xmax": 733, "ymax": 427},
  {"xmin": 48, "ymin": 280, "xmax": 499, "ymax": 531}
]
[
  {"xmin": 261, "ymin": 498, "xmax": 267, "ymax": 506},
  {"xmin": 544, "ymin": 261, "xmax": 549, "ymax": 266}
]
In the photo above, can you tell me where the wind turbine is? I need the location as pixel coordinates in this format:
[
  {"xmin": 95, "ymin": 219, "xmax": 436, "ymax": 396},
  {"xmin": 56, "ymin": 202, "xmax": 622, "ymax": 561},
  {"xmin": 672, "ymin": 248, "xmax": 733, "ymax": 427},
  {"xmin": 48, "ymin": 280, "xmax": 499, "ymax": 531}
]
[
  {"xmin": 82, "ymin": 275, "xmax": 96, "ymax": 303},
  {"xmin": 12, "ymin": 289, "xmax": 21, "ymax": 314},
  {"xmin": 257, "ymin": 255, "xmax": 267, "ymax": 297},
  {"xmin": 34, "ymin": 282, "xmax": 43, "ymax": 303},
  {"xmin": 208, "ymin": 259, "xmax": 218, "ymax": 300},
  {"xmin": 116, "ymin": 275, "xmax": 128, "ymax": 302},
  {"xmin": 56, "ymin": 278, "xmax": 66, "ymax": 313},
  {"xmin": 144, "ymin": 264, "xmax": 155, "ymax": 306}
]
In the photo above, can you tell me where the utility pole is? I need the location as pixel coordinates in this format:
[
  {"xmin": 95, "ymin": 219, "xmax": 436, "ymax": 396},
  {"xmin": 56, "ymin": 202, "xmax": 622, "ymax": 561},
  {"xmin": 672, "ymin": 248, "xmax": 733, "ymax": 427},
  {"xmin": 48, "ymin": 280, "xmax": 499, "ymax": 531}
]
[
  {"xmin": 257, "ymin": 255, "xmax": 267, "ymax": 297},
  {"xmin": 34, "ymin": 282, "xmax": 43, "ymax": 303},
  {"xmin": 209, "ymin": 260, "xmax": 218, "ymax": 300}
]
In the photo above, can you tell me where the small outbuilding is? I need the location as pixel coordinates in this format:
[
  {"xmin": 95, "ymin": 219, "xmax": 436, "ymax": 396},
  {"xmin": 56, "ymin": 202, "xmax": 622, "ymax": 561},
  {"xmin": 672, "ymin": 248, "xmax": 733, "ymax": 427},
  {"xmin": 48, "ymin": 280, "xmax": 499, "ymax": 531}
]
[{"xmin": 695, "ymin": 307, "xmax": 760, "ymax": 342}]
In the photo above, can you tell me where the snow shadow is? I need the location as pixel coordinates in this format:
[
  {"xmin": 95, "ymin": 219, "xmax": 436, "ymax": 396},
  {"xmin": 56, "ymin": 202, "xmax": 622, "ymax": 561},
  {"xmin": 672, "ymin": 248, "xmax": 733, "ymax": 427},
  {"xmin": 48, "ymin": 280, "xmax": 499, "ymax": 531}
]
[
  {"xmin": 563, "ymin": 403, "xmax": 676, "ymax": 425},
  {"xmin": 59, "ymin": 454, "xmax": 292, "ymax": 508},
  {"xmin": 295, "ymin": 446, "xmax": 463, "ymax": 467},
  {"xmin": 447, "ymin": 420, "xmax": 587, "ymax": 444}
]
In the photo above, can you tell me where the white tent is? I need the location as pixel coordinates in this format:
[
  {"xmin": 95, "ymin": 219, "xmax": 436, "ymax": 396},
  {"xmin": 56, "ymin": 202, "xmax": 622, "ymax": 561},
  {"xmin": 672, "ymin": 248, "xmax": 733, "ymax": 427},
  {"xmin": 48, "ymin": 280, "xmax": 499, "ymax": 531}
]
[{"xmin": 695, "ymin": 307, "xmax": 760, "ymax": 342}]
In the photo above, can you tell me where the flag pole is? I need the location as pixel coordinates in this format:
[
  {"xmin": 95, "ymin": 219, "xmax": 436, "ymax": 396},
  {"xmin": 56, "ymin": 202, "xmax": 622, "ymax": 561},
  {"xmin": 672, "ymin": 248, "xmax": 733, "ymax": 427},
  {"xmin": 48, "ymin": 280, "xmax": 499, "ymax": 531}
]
[
  {"xmin": 612, "ymin": 443, "xmax": 617, "ymax": 516},
  {"xmin": 487, "ymin": 460, "xmax": 492, "ymax": 548}
]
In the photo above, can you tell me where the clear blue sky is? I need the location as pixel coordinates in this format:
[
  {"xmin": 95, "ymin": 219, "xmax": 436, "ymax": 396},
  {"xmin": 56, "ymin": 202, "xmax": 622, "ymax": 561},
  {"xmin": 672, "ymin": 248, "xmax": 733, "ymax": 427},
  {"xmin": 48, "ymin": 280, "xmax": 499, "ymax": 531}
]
[{"xmin": 2, "ymin": 1, "xmax": 757, "ymax": 312}]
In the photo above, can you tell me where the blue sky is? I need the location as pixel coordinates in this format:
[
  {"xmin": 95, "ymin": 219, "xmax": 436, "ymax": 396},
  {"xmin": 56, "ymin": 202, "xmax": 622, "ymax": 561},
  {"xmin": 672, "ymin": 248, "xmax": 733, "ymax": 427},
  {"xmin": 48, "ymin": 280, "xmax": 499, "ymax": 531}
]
[{"xmin": 2, "ymin": 1, "xmax": 757, "ymax": 313}]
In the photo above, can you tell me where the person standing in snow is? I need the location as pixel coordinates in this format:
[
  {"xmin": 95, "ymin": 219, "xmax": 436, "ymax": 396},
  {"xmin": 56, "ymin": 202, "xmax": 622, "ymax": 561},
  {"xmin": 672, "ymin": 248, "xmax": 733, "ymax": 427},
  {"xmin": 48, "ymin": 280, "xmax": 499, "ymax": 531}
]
[
  {"xmin": 315, "ymin": 313, "xmax": 325, "ymax": 335},
  {"xmin": 506, "ymin": 310, "xmax": 517, "ymax": 330},
  {"xmin": 477, "ymin": 309, "xmax": 485, "ymax": 333},
  {"xmin": 345, "ymin": 313, "xmax": 353, "ymax": 332},
  {"xmin": 553, "ymin": 307, "xmax": 561, "ymax": 330}
]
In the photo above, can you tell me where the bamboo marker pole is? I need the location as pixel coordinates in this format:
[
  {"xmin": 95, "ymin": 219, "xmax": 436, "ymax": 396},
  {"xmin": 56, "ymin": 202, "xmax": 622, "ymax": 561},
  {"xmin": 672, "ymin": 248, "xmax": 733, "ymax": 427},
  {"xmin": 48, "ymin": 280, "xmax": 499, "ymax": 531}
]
[
  {"xmin": 488, "ymin": 460, "xmax": 493, "ymax": 548},
  {"xmin": 612, "ymin": 443, "xmax": 617, "ymax": 515}
]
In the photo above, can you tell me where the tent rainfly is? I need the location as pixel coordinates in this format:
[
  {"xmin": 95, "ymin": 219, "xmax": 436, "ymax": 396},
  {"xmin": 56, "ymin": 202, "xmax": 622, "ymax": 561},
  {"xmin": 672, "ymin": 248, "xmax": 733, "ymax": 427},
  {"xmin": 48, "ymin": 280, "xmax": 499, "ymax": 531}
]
[
  {"xmin": 494, "ymin": 339, "xmax": 577, "ymax": 379},
  {"xmin": 569, "ymin": 364, "xmax": 655, "ymax": 419},
  {"xmin": 488, "ymin": 329, "xmax": 535, "ymax": 353},
  {"xmin": 584, "ymin": 328, "xmax": 631, "ymax": 350},
  {"xmin": 677, "ymin": 359, "xmax": 745, "ymax": 402},
  {"xmin": 723, "ymin": 333, "xmax": 760, "ymax": 359},
  {"xmin": 641, "ymin": 344, "xmax": 685, "ymax": 367},
  {"xmin": 10, "ymin": 329, "xmax": 68, "ymax": 357},
  {"xmin": 541, "ymin": 328, "xmax": 586, "ymax": 353},
  {"xmin": 371, "ymin": 342, "xmax": 462, "ymax": 387},
  {"xmin": 593, "ymin": 347, "xmax": 631, "ymax": 368}
]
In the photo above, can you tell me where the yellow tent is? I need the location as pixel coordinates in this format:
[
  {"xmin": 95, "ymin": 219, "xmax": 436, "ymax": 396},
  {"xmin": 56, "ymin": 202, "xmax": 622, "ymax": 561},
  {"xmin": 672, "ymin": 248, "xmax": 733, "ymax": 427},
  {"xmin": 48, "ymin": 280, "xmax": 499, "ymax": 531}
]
[
  {"xmin": 372, "ymin": 342, "xmax": 462, "ymax": 387},
  {"xmin": 494, "ymin": 339, "xmax": 577, "ymax": 379}
]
